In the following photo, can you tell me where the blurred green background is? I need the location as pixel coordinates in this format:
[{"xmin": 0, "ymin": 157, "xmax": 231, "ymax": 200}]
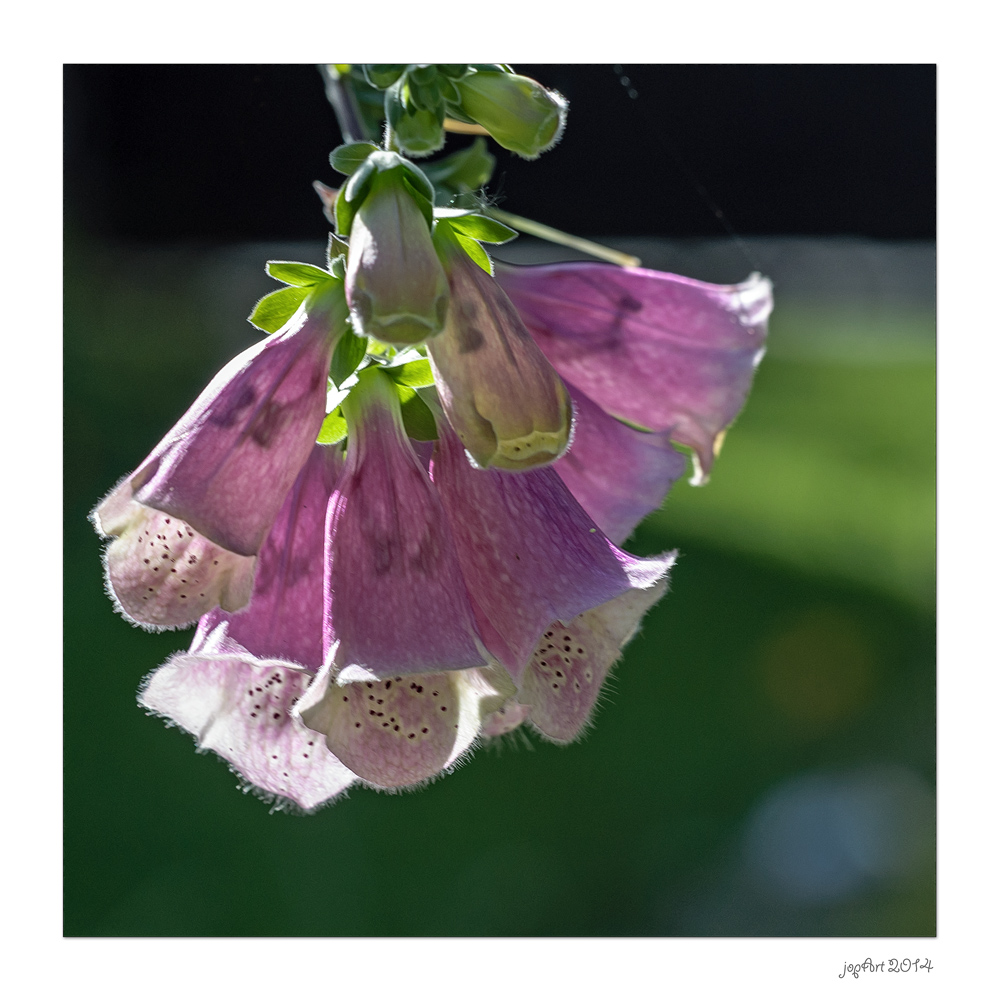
[{"xmin": 64, "ymin": 231, "xmax": 934, "ymax": 937}]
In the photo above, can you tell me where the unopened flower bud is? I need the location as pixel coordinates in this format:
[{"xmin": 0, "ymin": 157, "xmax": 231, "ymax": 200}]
[
  {"xmin": 428, "ymin": 233, "xmax": 573, "ymax": 471},
  {"xmin": 453, "ymin": 69, "xmax": 567, "ymax": 160},
  {"xmin": 346, "ymin": 167, "xmax": 450, "ymax": 345}
]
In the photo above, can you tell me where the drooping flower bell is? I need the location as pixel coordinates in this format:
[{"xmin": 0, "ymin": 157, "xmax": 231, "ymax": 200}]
[
  {"xmin": 340, "ymin": 151, "xmax": 450, "ymax": 346},
  {"xmin": 494, "ymin": 260, "xmax": 773, "ymax": 485},
  {"xmin": 427, "ymin": 225, "xmax": 573, "ymax": 472},
  {"xmin": 324, "ymin": 366, "xmax": 488, "ymax": 677},
  {"xmin": 429, "ymin": 415, "xmax": 675, "ymax": 679},
  {"xmin": 139, "ymin": 446, "xmax": 357, "ymax": 810},
  {"xmin": 92, "ymin": 281, "xmax": 348, "ymax": 628}
]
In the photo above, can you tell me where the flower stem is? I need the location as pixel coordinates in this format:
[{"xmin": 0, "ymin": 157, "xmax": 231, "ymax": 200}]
[
  {"xmin": 485, "ymin": 208, "xmax": 641, "ymax": 268},
  {"xmin": 319, "ymin": 65, "xmax": 367, "ymax": 144}
]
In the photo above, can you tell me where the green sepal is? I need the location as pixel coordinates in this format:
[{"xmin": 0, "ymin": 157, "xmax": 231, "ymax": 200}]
[
  {"xmin": 334, "ymin": 186, "xmax": 355, "ymax": 238},
  {"xmin": 456, "ymin": 233, "xmax": 492, "ymax": 274},
  {"xmin": 330, "ymin": 330, "xmax": 368, "ymax": 388},
  {"xmin": 343, "ymin": 155, "xmax": 378, "ymax": 203},
  {"xmin": 317, "ymin": 407, "xmax": 348, "ymax": 444},
  {"xmin": 438, "ymin": 64, "xmax": 469, "ymax": 80},
  {"xmin": 408, "ymin": 64, "xmax": 438, "ymax": 86},
  {"xmin": 400, "ymin": 173, "xmax": 435, "ymax": 228},
  {"xmin": 433, "ymin": 217, "xmax": 493, "ymax": 275},
  {"xmin": 248, "ymin": 285, "xmax": 310, "ymax": 333},
  {"xmin": 421, "ymin": 138, "xmax": 495, "ymax": 197},
  {"xmin": 398, "ymin": 159, "xmax": 435, "ymax": 205},
  {"xmin": 326, "ymin": 233, "xmax": 349, "ymax": 268},
  {"xmin": 265, "ymin": 261, "xmax": 336, "ymax": 286},
  {"xmin": 385, "ymin": 357, "xmax": 434, "ymax": 388},
  {"xmin": 447, "ymin": 213, "xmax": 517, "ymax": 244},
  {"xmin": 397, "ymin": 385, "xmax": 438, "ymax": 441},
  {"xmin": 363, "ymin": 65, "xmax": 407, "ymax": 90},
  {"xmin": 330, "ymin": 141, "xmax": 380, "ymax": 176}
]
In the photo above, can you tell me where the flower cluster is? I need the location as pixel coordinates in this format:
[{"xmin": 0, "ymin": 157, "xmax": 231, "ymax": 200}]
[{"xmin": 92, "ymin": 65, "xmax": 772, "ymax": 811}]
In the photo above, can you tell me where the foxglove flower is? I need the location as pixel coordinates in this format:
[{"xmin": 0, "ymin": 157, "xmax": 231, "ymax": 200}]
[
  {"xmin": 484, "ymin": 574, "xmax": 672, "ymax": 743},
  {"xmin": 430, "ymin": 418, "xmax": 674, "ymax": 680},
  {"xmin": 140, "ymin": 441, "xmax": 515, "ymax": 799},
  {"xmin": 325, "ymin": 366, "xmax": 488, "ymax": 677},
  {"xmin": 139, "ymin": 446, "xmax": 358, "ymax": 811},
  {"xmin": 428, "ymin": 230, "xmax": 573, "ymax": 472},
  {"xmin": 92, "ymin": 293, "xmax": 345, "ymax": 628},
  {"xmin": 494, "ymin": 260, "xmax": 772, "ymax": 484},
  {"xmin": 297, "ymin": 661, "xmax": 515, "ymax": 789}
]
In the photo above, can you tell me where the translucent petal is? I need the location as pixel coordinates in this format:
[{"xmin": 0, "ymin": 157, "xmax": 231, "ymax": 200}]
[
  {"xmin": 520, "ymin": 573, "xmax": 673, "ymax": 743},
  {"xmin": 496, "ymin": 261, "xmax": 772, "ymax": 480},
  {"xmin": 555, "ymin": 381, "xmax": 687, "ymax": 544},
  {"xmin": 298, "ymin": 663, "xmax": 513, "ymax": 788},
  {"xmin": 140, "ymin": 646, "xmax": 356, "ymax": 811}
]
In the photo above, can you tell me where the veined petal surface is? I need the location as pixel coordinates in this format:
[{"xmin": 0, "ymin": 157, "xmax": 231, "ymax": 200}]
[
  {"xmin": 326, "ymin": 370, "xmax": 487, "ymax": 677},
  {"xmin": 555, "ymin": 381, "xmax": 687, "ymax": 545},
  {"xmin": 495, "ymin": 261, "xmax": 771, "ymax": 480},
  {"xmin": 200, "ymin": 444, "xmax": 342, "ymax": 669},
  {"xmin": 132, "ymin": 305, "xmax": 339, "ymax": 556},
  {"xmin": 431, "ymin": 422, "xmax": 673, "ymax": 678}
]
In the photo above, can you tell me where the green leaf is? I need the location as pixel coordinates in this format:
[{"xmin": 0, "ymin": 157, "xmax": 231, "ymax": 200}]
[
  {"xmin": 385, "ymin": 358, "xmax": 434, "ymax": 388},
  {"xmin": 330, "ymin": 330, "xmax": 368, "ymax": 388},
  {"xmin": 448, "ymin": 214, "xmax": 517, "ymax": 244},
  {"xmin": 317, "ymin": 407, "xmax": 348, "ymax": 444},
  {"xmin": 438, "ymin": 64, "xmax": 469, "ymax": 80},
  {"xmin": 397, "ymin": 385, "xmax": 439, "ymax": 441},
  {"xmin": 330, "ymin": 141, "xmax": 379, "ymax": 176},
  {"xmin": 248, "ymin": 285, "xmax": 310, "ymax": 333},
  {"xmin": 265, "ymin": 261, "xmax": 334, "ymax": 287},
  {"xmin": 456, "ymin": 233, "xmax": 492, "ymax": 274}
]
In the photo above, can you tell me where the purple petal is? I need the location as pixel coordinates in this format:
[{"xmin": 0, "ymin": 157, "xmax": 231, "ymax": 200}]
[
  {"xmin": 139, "ymin": 644, "xmax": 356, "ymax": 811},
  {"xmin": 556, "ymin": 381, "xmax": 687, "ymax": 544},
  {"xmin": 495, "ymin": 261, "xmax": 772, "ymax": 481},
  {"xmin": 92, "ymin": 479, "xmax": 255, "ymax": 630},
  {"xmin": 130, "ymin": 305, "xmax": 339, "ymax": 556},
  {"xmin": 520, "ymin": 572, "xmax": 673, "ymax": 743},
  {"xmin": 197, "ymin": 444, "xmax": 342, "ymax": 668},
  {"xmin": 325, "ymin": 371, "xmax": 487, "ymax": 677},
  {"xmin": 431, "ymin": 422, "xmax": 674, "ymax": 678},
  {"xmin": 298, "ymin": 664, "xmax": 513, "ymax": 788}
]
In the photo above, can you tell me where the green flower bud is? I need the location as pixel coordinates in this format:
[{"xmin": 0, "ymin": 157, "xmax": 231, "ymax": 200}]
[
  {"xmin": 345, "ymin": 166, "xmax": 450, "ymax": 346},
  {"xmin": 453, "ymin": 70, "xmax": 568, "ymax": 160}
]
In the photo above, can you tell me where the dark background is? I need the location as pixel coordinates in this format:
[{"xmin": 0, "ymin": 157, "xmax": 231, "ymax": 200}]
[
  {"xmin": 64, "ymin": 65, "xmax": 935, "ymax": 937},
  {"xmin": 65, "ymin": 64, "xmax": 934, "ymax": 242}
]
